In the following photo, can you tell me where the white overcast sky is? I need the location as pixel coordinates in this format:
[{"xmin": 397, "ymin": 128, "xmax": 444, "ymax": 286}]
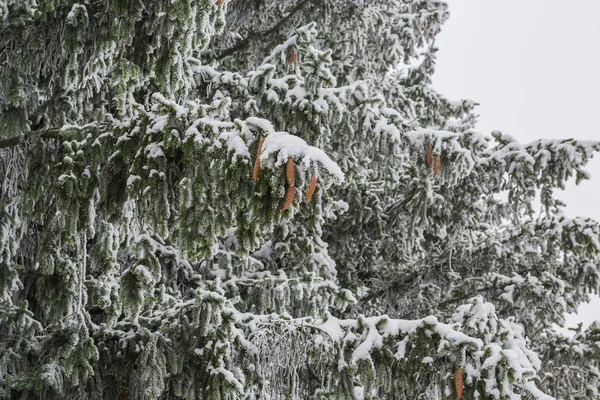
[{"xmin": 432, "ymin": 0, "xmax": 600, "ymax": 332}]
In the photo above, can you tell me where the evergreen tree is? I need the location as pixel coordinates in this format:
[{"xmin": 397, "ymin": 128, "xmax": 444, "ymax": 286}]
[{"xmin": 0, "ymin": 0, "xmax": 598, "ymax": 399}]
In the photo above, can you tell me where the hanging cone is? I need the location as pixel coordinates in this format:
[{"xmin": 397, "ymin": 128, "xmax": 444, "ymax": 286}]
[
  {"xmin": 455, "ymin": 368, "xmax": 463, "ymax": 399},
  {"xmin": 217, "ymin": 0, "xmax": 223, "ymax": 4},
  {"xmin": 426, "ymin": 144, "xmax": 433, "ymax": 166},
  {"xmin": 283, "ymin": 186, "xmax": 296, "ymax": 210},
  {"xmin": 287, "ymin": 47, "xmax": 297, "ymax": 64},
  {"xmin": 253, "ymin": 137, "xmax": 265, "ymax": 182},
  {"xmin": 286, "ymin": 157, "xmax": 295, "ymax": 186},
  {"xmin": 305, "ymin": 175, "xmax": 317, "ymax": 201},
  {"xmin": 433, "ymin": 155, "xmax": 441, "ymax": 176}
]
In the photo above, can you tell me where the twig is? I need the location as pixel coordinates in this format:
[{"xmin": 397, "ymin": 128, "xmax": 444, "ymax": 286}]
[
  {"xmin": 0, "ymin": 128, "xmax": 61, "ymax": 149},
  {"xmin": 214, "ymin": 0, "xmax": 312, "ymax": 61}
]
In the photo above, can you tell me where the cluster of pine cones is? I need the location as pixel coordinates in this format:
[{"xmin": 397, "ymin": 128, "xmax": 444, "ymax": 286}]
[{"xmin": 253, "ymin": 137, "xmax": 317, "ymax": 211}]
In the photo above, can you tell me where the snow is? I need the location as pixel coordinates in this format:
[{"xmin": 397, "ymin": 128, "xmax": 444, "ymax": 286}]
[
  {"xmin": 151, "ymin": 93, "xmax": 188, "ymax": 118},
  {"xmin": 333, "ymin": 200, "xmax": 349, "ymax": 212},
  {"xmin": 260, "ymin": 131, "xmax": 344, "ymax": 182},
  {"xmin": 66, "ymin": 4, "xmax": 88, "ymax": 25},
  {"xmin": 144, "ymin": 142, "xmax": 165, "ymax": 159},
  {"xmin": 310, "ymin": 251, "xmax": 336, "ymax": 275},
  {"xmin": 313, "ymin": 316, "xmax": 346, "ymax": 342},
  {"xmin": 252, "ymin": 241, "xmax": 273, "ymax": 259},
  {"xmin": 261, "ymin": 31, "xmax": 301, "ymax": 65},
  {"xmin": 127, "ymin": 175, "xmax": 141, "ymax": 186},
  {"xmin": 211, "ymin": 367, "xmax": 244, "ymax": 393},
  {"xmin": 351, "ymin": 322, "xmax": 383, "ymax": 364},
  {"xmin": 147, "ymin": 116, "xmax": 168, "ymax": 134},
  {"xmin": 353, "ymin": 386, "xmax": 365, "ymax": 400}
]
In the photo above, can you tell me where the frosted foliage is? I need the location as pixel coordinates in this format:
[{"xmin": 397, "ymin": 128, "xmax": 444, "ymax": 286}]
[{"xmin": 0, "ymin": 0, "xmax": 599, "ymax": 399}]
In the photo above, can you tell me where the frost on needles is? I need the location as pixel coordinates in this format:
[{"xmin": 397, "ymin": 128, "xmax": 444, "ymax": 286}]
[{"xmin": 0, "ymin": 1, "xmax": 599, "ymax": 399}]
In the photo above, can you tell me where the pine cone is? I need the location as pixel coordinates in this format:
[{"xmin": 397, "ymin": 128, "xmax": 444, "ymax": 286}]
[
  {"xmin": 455, "ymin": 368, "xmax": 463, "ymax": 399},
  {"xmin": 305, "ymin": 175, "xmax": 317, "ymax": 201},
  {"xmin": 288, "ymin": 47, "xmax": 297, "ymax": 64},
  {"xmin": 286, "ymin": 157, "xmax": 294, "ymax": 186},
  {"xmin": 434, "ymin": 155, "xmax": 441, "ymax": 176},
  {"xmin": 253, "ymin": 137, "xmax": 265, "ymax": 182},
  {"xmin": 283, "ymin": 186, "xmax": 296, "ymax": 210},
  {"xmin": 426, "ymin": 144, "xmax": 433, "ymax": 166},
  {"xmin": 217, "ymin": 0, "xmax": 223, "ymax": 5}
]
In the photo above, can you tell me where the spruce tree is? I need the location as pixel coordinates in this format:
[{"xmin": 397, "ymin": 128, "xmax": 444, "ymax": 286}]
[{"xmin": 1, "ymin": 1, "xmax": 599, "ymax": 399}]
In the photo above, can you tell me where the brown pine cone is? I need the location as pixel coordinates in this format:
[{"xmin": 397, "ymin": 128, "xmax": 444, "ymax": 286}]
[
  {"xmin": 434, "ymin": 155, "xmax": 441, "ymax": 176},
  {"xmin": 455, "ymin": 367, "xmax": 463, "ymax": 399},
  {"xmin": 283, "ymin": 186, "xmax": 296, "ymax": 210},
  {"xmin": 426, "ymin": 144, "xmax": 433, "ymax": 166},
  {"xmin": 305, "ymin": 175, "xmax": 317, "ymax": 201},
  {"xmin": 286, "ymin": 157, "xmax": 294, "ymax": 186},
  {"xmin": 253, "ymin": 137, "xmax": 265, "ymax": 182}
]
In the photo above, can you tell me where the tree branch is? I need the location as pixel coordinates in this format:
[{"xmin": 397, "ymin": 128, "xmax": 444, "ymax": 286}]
[
  {"xmin": 0, "ymin": 128, "xmax": 61, "ymax": 149},
  {"xmin": 214, "ymin": 0, "xmax": 312, "ymax": 61}
]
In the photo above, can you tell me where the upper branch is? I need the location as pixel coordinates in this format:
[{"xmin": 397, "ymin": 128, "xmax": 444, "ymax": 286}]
[
  {"xmin": 214, "ymin": 0, "xmax": 313, "ymax": 61},
  {"xmin": 0, "ymin": 128, "xmax": 61, "ymax": 149}
]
